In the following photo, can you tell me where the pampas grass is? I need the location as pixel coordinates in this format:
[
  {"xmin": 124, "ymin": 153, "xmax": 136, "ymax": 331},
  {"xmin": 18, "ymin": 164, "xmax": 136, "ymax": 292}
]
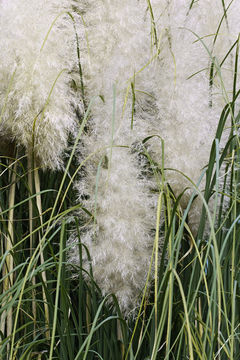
[
  {"xmin": 69, "ymin": 0, "xmax": 240, "ymax": 313},
  {"xmin": 0, "ymin": 0, "xmax": 240, "ymax": 359},
  {"xmin": 69, "ymin": 0, "xmax": 160, "ymax": 313}
]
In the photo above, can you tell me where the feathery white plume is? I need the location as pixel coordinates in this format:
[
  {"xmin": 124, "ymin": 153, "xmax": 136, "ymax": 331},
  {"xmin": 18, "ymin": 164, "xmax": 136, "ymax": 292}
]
[
  {"xmin": 69, "ymin": 0, "xmax": 159, "ymax": 313},
  {"xmin": 0, "ymin": 0, "xmax": 81, "ymax": 168},
  {"xmin": 149, "ymin": 0, "xmax": 239, "ymax": 233}
]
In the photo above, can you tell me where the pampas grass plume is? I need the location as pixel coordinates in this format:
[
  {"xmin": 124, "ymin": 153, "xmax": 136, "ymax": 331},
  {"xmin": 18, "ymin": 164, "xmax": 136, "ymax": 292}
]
[
  {"xmin": 150, "ymin": 0, "xmax": 240, "ymax": 233},
  {"xmin": 69, "ymin": 0, "xmax": 159, "ymax": 314},
  {"xmin": 0, "ymin": 0, "xmax": 81, "ymax": 168}
]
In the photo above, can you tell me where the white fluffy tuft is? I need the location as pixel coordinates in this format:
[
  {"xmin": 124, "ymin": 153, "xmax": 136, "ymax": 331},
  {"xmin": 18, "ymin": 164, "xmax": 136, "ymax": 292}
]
[
  {"xmin": 69, "ymin": 0, "xmax": 159, "ymax": 313},
  {"xmin": 0, "ymin": 0, "xmax": 81, "ymax": 168}
]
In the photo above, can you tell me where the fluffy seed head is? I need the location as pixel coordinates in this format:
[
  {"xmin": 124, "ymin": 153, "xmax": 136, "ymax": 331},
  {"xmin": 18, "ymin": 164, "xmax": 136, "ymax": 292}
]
[
  {"xmin": 149, "ymin": 0, "xmax": 239, "ymax": 232},
  {"xmin": 69, "ymin": 0, "xmax": 159, "ymax": 314},
  {"xmin": 0, "ymin": 0, "xmax": 81, "ymax": 168}
]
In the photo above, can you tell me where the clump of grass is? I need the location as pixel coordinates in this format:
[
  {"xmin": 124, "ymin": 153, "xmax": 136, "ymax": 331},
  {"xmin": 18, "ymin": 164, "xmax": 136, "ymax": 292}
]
[
  {"xmin": 0, "ymin": 1, "xmax": 240, "ymax": 359},
  {"xmin": 0, "ymin": 102, "xmax": 239, "ymax": 359}
]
